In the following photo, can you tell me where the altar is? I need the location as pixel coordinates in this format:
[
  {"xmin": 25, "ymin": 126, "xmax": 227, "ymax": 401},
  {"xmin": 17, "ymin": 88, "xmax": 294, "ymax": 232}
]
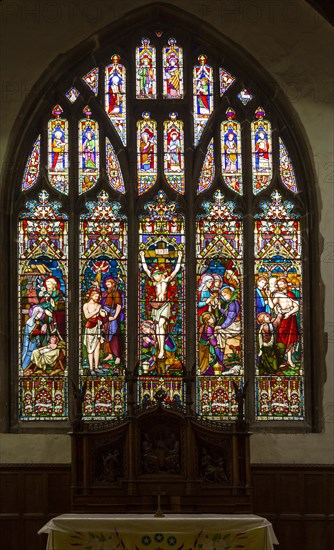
[{"xmin": 39, "ymin": 513, "xmax": 279, "ymax": 550}]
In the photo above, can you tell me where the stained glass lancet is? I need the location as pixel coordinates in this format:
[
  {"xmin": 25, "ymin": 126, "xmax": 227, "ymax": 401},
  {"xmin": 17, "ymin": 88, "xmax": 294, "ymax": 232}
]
[
  {"xmin": 48, "ymin": 105, "xmax": 69, "ymax": 195},
  {"xmin": 136, "ymin": 38, "xmax": 156, "ymax": 99},
  {"xmin": 18, "ymin": 191, "xmax": 68, "ymax": 420},
  {"xmin": 254, "ymin": 191, "xmax": 303, "ymax": 420},
  {"xmin": 163, "ymin": 112, "xmax": 184, "ymax": 194},
  {"xmin": 193, "ymin": 55, "xmax": 213, "ymax": 146},
  {"xmin": 80, "ymin": 191, "xmax": 127, "ymax": 419},
  {"xmin": 163, "ymin": 38, "xmax": 184, "ymax": 99},
  {"xmin": 251, "ymin": 107, "xmax": 272, "ymax": 194},
  {"xmin": 106, "ymin": 138, "xmax": 125, "ymax": 194},
  {"xmin": 279, "ymin": 138, "xmax": 299, "ymax": 193},
  {"xmin": 138, "ymin": 190, "xmax": 185, "ymax": 406},
  {"xmin": 22, "ymin": 135, "xmax": 41, "ymax": 192},
  {"xmin": 196, "ymin": 190, "xmax": 243, "ymax": 419},
  {"xmin": 105, "ymin": 55, "xmax": 127, "ymax": 145},
  {"xmin": 221, "ymin": 108, "xmax": 243, "ymax": 195},
  {"xmin": 198, "ymin": 138, "xmax": 215, "ymax": 194},
  {"xmin": 137, "ymin": 112, "xmax": 157, "ymax": 195},
  {"xmin": 78, "ymin": 106, "xmax": 99, "ymax": 195},
  {"xmin": 82, "ymin": 68, "xmax": 99, "ymax": 95}
]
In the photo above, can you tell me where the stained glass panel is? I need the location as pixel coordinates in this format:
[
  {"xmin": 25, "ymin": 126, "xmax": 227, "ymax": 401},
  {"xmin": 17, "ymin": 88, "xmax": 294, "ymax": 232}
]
[
  {"xmin": 65, "ymin": 87, "xmax": 80, "ymax": 103},
  {"xmin": 80, "ymin": 191, "xmax": 127, "ymax": 419},
  {"xmin": 22, "ymin": 135, "xmax": 41, "ymax": 191},
  {"xmin": 219, "ymin": 68, "xmax": 235, "ymax": 95},
  {"xmin": 163, "ymin": 38, "xmax": 183, "ymax": 99},
  {"xmin": 48, "ymin": 105, "xmax": 69, "ymax": 195},
  {"xmin": 137, "ymin": 112, "xmax": 157, "ymax": 195},
  {"xmin": 193, "ymin": 55, "xmax": 213, "ymax": 146},
  {"xmin": 255, "ymin": 191, "xmax": 303, "ymax": 420},
  {"xmin": 78, "ymin": 106, "xmax": 99, "ymax": 194},
  {"xmin": 163, "ymin": 112, "xmax": 184, "ymax": 194},
  {"xmin": 82, "ymin": 68, "xmax": 99, "ymax": 95},
  {"xmin": 106, "ymin": 138, "xmax": 125, "ymax": 194},
  {"xmin": 138, "ymin": 191, "xmax": 185, "ymax": 405},
  {"xmin": 198, "ymin": 138, "xmax": 214, "ymax": 194},
  {"xmin": 196, "ymin": 190, "xmax": 243, "ymax": 419},
  {"xmin": 221, "ymin": 108, "xmax": 243, "ymax": 195},
  {"xmin": 18, "ymin": 191, "xmax": 68, "ymax": 420},
  {"xmin": 136, "ymin": 38, "xmax": 156, "ymax": 99},
  {"xmin": 251, "ymin": 107, "xmax": 272, "ymax": 194},
  {"xmin": 279, "ymin": 138, "xmax": 298, "ymax": 193},
  {"xmin": 105, "ymin": 55, "xmax": 126, "ymax": 145},
  {"xmin": 237, "ymin": 89, "xmax": 253, "ymax": 105}
]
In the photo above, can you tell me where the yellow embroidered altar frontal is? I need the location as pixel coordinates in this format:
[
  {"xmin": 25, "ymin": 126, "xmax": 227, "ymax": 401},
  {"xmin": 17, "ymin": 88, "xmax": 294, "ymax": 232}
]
[{"xmin": 39, "ymin": 514, "xmax": 278, "ymax": 550}]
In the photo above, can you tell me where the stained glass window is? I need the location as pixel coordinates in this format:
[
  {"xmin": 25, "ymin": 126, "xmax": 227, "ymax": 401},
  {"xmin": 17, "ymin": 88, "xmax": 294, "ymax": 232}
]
[
  {"xmin": 221, "ymin": 108, "xmax": 243, "ymax": 195},
  {"xmin": 82, "ymin": 68, "xmax": 99, "ymax": 95},
  {"xmin": 163, "ymin": 112, "xmax": 184, "ymax": 194},
  {"xmin": 14, "ymin": 24, "xmax": 311, "ymax": 427},
  {"xmin": 105, "ymin": 55, "xmax": 126, "ymax": 145},
  {"xmin": 18, "ymin": 191, "xmax": 68, "ymax": 420},
  {"xmin": 251, "ymin": 107, "xmax": 272, "ymax": 194},
  {"xmin": 138, "ymin": 191, "xmax": 185, "ymax": 405},
  {"xmin": 137, "ymin": 112, "xmax": 157, "ymax": 195},
  {"xmin": 254, "ymin": 191, "xmax": 303, "ymax": 420},
  {"xmin": 48, "ymin": 105, "xmax": 69, "ymax": 195},
  {"xmin": 78, "ymin": 106, "xmax": 99, "ymax": 194},
  {"xmin": 106, "ymin": 138, "xmax": 125, "ymax": 194},
  {"xmin": 80, "ymin": 192, "xmax": 127, "ymax": 419},
  {"xmin": 22, "ymin": 135, "xmax": 41, "ymax": 192},
  {"xmin": 219, "ymin": 68, "xmax": 235, "ymax": 95},
  {"xmin": 279, "ymin": 138, "xmax": 299, "ymax": 193},
  {"xmin": 163, "ymin": 38, "xmax": 184, "ymax": 99},
  {"xmin": 198, "ymin": 138, "xmax": 215, "ymax": 194},
  {"xmin": 196, "ymin": 191, "xmax": 243, "ymax": 419},
  {"xmin": 136, "ymin": 38, "xmax": 156, "ymax": 99},
  {"xmin": 193, "ymin": 55, "xmax": 213, "ymax": 146}
]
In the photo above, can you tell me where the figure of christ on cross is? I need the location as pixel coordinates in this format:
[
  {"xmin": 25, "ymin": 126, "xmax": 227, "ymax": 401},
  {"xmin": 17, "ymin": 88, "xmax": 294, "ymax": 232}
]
[{"xmin": 140, "ymin": 250, "xmax": 182, "ymax": 360}]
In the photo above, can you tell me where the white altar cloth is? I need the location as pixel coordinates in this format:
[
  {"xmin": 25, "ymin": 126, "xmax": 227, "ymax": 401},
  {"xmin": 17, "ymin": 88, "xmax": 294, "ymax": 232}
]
[{"xmin": 39, "ymin": 513, "xmax": 278, "ymax": 550}]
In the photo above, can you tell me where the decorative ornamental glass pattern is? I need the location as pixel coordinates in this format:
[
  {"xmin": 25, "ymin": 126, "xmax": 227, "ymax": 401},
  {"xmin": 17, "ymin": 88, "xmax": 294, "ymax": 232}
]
[
  {"xmin": 198, "ymin": 138, "xmax": 215, "ymax": 194},
  {"xmin": 106, "ymin": 138, "xmax": 125, "ymax": 194},
  {"xmin": 22, "ymin": 135, "xmax": 41, "ymax": 192},
  {"xmin": 279, "ymin": 137, "xmax": 298, "ymax": 193}
]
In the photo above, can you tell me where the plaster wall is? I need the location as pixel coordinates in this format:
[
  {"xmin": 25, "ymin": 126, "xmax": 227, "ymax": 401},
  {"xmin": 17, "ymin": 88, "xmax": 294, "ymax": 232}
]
[{"xmin": 0, "ymin": 0, "xmax": 333, "ymax": 465}]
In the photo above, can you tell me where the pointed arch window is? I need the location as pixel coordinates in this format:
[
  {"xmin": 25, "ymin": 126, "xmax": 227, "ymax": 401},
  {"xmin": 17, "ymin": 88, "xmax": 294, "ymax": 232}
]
[{"xmin": 11, "ymin": 15, "xmax": 317, "ymax": 430}]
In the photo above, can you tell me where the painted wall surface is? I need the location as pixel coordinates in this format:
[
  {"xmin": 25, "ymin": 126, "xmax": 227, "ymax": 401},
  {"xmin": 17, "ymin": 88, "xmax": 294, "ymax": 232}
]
[{"xmin": 0, "ymin": 0, "xmax": 333, "ymax": 464}]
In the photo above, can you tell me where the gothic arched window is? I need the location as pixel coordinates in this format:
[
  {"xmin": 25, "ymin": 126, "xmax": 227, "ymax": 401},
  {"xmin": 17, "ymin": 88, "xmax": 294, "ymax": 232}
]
[{"xmin": 10, "ymin": 6, "xmax": 320, "ymax": 430}]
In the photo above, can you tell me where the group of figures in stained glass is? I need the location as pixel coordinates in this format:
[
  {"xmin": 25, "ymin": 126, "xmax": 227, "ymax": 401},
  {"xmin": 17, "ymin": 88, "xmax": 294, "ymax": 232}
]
[{"xmin": 18, "ymin": 35, "xmax": 303, "ymax": 422}]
